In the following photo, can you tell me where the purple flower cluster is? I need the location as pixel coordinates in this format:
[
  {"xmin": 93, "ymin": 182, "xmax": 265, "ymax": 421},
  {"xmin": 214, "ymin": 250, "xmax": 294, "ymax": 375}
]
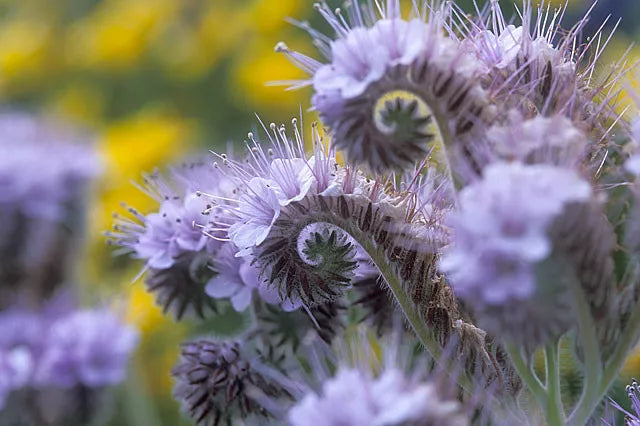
[
  {"xmin": 289, "ymin": 367, "xmax": 467, "ymax": 426},
  {"xmin": 278, "ymin": 1, "xmax": 487, "ymax": 172},
  {"xmin": 440, "ymin": 161, "xmax": 592, "ymax": 346},
  {"xmin": 0, "ymin": 300, "xmax": 138, "ymax": 410}
]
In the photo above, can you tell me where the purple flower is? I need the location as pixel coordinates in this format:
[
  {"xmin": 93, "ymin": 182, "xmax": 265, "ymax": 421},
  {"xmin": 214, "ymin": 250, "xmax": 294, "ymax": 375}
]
[
  {"xmin": 36, "ymin": 309, "xmax": 138, "ymax": 388},
  {"xmin": 609, "ymin": 379, "xmax": 640, "ymax": 425},
  {"xmin": 228, "ymin": 177, "xmax": 283, "ymax": 252},
  {"xmin": 278, "ymin": 1, "xmax": 487, "ymax": 172},
  {"xmin": 289, "ymin": 367, "xmax": 467, "ymax": 426},
  {"xmin": 0, "ymin": 112, "xmax": 100, "ymax": 221},
  {"xmin": 206, "ymin": 242, "xmax": 302, "ymax": 312},
  {"xmin": 109, "ymin": 161, "xmax": 239, "ymax": 318},
  {"xmin": 440, "ymin": 161, "xmax": 591, "ymax": 346}
]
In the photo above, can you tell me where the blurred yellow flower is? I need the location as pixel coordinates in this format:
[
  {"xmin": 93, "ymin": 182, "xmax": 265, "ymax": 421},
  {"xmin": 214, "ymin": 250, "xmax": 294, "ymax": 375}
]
[
  {"xmin": 157, "ymin": 5, "xmax": 248, "ymax": 80},
  {"xmin": 65, "ymin": 0, "xmax": 177, "ymax": 70},
  {"xmin": 0, "ymin": 19, "xmax": 52, "ymax": 91},
  {"xmin": 248, "ymin": 0, "xmax": 303, "ymax": 34}
]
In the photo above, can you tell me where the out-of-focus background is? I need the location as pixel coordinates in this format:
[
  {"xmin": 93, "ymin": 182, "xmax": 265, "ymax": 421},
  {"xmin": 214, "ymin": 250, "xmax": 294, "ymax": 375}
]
[{"xmin": 0, "ymin": 0, "xmax": 638, "ymax": 424}]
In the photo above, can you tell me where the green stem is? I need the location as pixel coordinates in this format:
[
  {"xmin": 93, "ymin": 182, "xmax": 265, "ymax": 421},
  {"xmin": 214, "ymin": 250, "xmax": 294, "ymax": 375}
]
[
  {"xmin": 567, "ymin": 273, "xmax": 602, "ymax": 426},
  {"xmin": 545, "ymin": 341, "xmax": 565, "ymax": 425},
  {"xmin": 505, "ymin": 343, "xmax": 547, "ymax": 409},
  {"xmin": 593, "ymin": 295, "xmax": 640, "ymax": 412},
  {"xmin": 356, "ymin": 234, "xmax": 476, "ymax": 392}
]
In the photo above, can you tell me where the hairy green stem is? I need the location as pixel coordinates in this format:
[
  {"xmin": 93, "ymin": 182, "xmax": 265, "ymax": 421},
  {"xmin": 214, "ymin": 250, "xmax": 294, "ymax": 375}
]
[
  {"xmin": 354, "ymin": 233, "xmax": 477, "ymax": 393},
  {"xmin": 591, "ymin": 295, "xmax": 640, "ymax": 414},
  {"xmin": 505, "ymin": 343, "xmax": 547, "ymax": 410},
  {"xmin": 545, "ymin": 342, "xmax": 565, "ymax": 425},
  {"xmin": 567, "ymin": 273, "xmax": 602, "ymax": 426}
]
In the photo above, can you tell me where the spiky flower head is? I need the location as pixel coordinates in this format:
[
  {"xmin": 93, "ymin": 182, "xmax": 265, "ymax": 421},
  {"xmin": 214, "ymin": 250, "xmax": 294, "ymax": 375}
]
[
  {"xmin": 440, "ymin": 161, "xmax": 592, "ymax": 348},
  {"xmin": 278, "ymin": 1, "xmax": 487, "ymax": 172},
  {"xmin": 171, "ymin": 339, "xmax": 293, "ymax": 425},
  {"xmin": 109, "ymin": 161, "xmax": 237, "ymax": 319},
  {"xmin": 208, "ymin": 119, "xmax": 443, "ymax": 309},
  {"xmin": 463, "ymin": 0, "xmax": 623, "ymax": 144}
]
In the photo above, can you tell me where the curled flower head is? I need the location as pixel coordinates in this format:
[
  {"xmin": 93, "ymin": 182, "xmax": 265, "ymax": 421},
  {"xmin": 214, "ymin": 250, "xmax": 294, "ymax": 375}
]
[
  {"xmin": 209, "ymin": 120, "xmax": 440, "ymax": 308},
  {"xmin": 171, "ymin": 339, "xmax": 293, "ymax": 425},
  {"xmin": 278, "ymin": 1, "xmax": 488, "ymax": 172},
  {"xmin": 108, "ymin": 161, "xmax": 237, "ymax": 319},
  {"xmin": 440, "ymin": 161, "xmax": 592, "ymax": 348},
  {"xmin": 462, "ymin": 0, "xmax": 624, "ymax": 145}
]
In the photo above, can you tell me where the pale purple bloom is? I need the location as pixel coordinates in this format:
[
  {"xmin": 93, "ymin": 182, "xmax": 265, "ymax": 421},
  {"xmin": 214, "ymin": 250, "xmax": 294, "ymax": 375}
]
[
  {"xmin": 0, "ymin": 347, "xmax": 32, "ymax": 410},
  {"xmin": 110, "ymin": 161, "xmax": 234, "ymax": 270},
  {"xmin": 279, "ymin": 1, "xmax": 487, "ymax": 172},
  {"xmin": 206, "ymin": 242, "xmax": 302, "ymax": 312},
  {"xmin": 36, "ymin": 309, "xmax": 138, "ymax": 388},
  {"xmin": 486, "ymin": 112, "xmax": 587, "ymax": 166},
  {"xmin": 289, "ymin": 367, "xmax": 467, "ymax": 426},
  {"xmin": 0, "ymin": 112, "xmax": 100, "ymax": 221},
  {"xmin": 440, "ymin": 162, "xmax": 591, "ymax": 345},
  {"xmin": 228, "ymin": 177, "xmax": 283, "ymax": 252},
  {"xmin": 0, "ymin": 298, "xmax": 137, "ymax": 409}
]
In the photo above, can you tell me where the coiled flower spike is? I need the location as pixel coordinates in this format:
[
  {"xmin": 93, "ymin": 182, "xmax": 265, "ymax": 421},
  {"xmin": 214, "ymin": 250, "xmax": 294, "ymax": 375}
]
[
  {"xmin": 205, "ymin": 119, "xmax": 520, "ymax": 395},
  {"xmin": 277, "ymin": 0, "xmax": 488, "ymax": 174},
  {"xmin": 108, "ymin": 161, "xmax": 232, "ymax": 319}
]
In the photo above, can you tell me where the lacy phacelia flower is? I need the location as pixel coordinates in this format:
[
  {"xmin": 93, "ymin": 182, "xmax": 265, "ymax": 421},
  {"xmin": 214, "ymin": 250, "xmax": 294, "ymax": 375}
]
[
  {"xmin": 109, "ymin": 161, "xmax": 235, "ymax": 319},
  {"xmin": 172, "ymin": 339, "xmax": 293, "ymax": 425},
  {"xmin": 36, "ymin": 309, "xmax": 138, "ymax": 388},
  {"xmin": 464, "ymin": 1, "xmax": 621, "ymax": 143},
  {"xmin": 278, "ymin": 1, "xmax": 487, "ymax": 172},
  {"xmin": 288, "ymin": 367, "xmax": 467, "ymax": 426},
  {"xmin": 440, "ymin": 161, "xmax": 592, "ymax": 347},
  {"xmin": 210, "ymin": 121, "xmax": 438, "ymax": 307},
  {"xmin": 0, "ymin": 112, "xmax": 100, "ymax": 305},
  {"xmin": 485, "ymin": 111, "xmax": 588, "ymax": 167},
  {"xmin": 0, "ymin": 301, "xmax": 137, "ymax": 407}
]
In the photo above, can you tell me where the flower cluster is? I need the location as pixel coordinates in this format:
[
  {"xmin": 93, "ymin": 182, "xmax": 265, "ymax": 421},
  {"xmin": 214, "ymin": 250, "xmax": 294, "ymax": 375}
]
[
  {"xmin": 0, "ymin": 301, "xmax": 137, "ymax": 398},
  {"xmin": 0, "ymin": 111, "xmax": 137, "ymax": 424},
  {"xmin": 289, "ymin": 367, "xmax": 467, "ymax": 426},
  {"xmin": 105, "ymin": 1, "xmax": 640, "ymax": 425},
  {"xmin": 0, "ymin": 112, "xmax": 101, "ymax": 307},
  {"xmin": 439, "ymin": 161, "xmax": 592, "ymax": 347}
]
